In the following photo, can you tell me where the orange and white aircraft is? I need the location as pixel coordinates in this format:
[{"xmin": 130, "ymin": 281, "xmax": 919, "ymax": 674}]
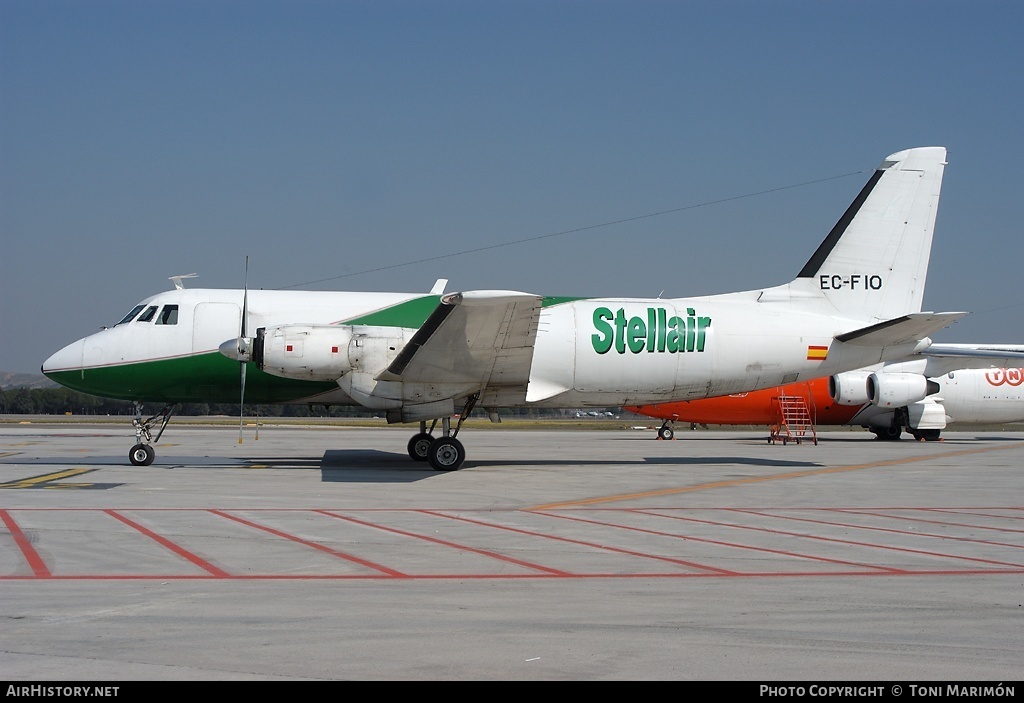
[{"xmin": 627, "ymin": 351, "xmax": 1024, "ymax": 442}]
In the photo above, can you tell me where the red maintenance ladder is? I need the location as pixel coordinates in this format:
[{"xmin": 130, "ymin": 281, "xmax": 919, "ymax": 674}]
[{"xmin": 769, "ymin": 393, "xmax": 818, "ymax": 445}]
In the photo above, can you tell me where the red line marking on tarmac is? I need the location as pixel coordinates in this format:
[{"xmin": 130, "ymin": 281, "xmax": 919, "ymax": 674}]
[
  {"xmin": 0, "ymin": 509, "xmax": 51, "ymax": 577},
  {"xmin": 317, "ymin": 509, "xmax": 569, "ymax": 576},
  {"xmin": 210, "ymin": 509, "xmax": 407, "ymax": 577},
  {"xmin": 420, "ymin": 509, "xmax": 737, "ymax": 575},
  {"xmin": 3, "ymin": 507, "xmax": 1021, "ymax": 581},
  {"xmin": 729, "ymin": 508, "xmax": 1024, "ymax": 561},
  {"xmin": 528, "ymin": 509, "xmax": 902, "ymax": 573},
  {"xmin": 105, "ymin": 509, "xmax": 230, "ymax": 577},
  {"xmin": 915, "ymin": 507, "xmax": 1024, "ymax": 521},
  {"xmin": 835, "ymin": 507, "xmax": 1024, "ymax": 534},
  {"xmin": 637, "ymin": 508, "xmax": 1024, "ymax": 570}
]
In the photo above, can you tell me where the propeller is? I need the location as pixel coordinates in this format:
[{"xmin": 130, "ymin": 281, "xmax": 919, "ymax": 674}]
[
  {"xmin": 215, "ymin": 257, "xmax": 257, "ymax": 444},
  {"xmin": 238, "ymin": 256, "xmax": 250, "ymax": 444}
]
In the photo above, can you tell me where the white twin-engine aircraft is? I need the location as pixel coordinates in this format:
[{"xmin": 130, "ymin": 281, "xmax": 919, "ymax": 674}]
[{"xmin": 43, "ymin": 146, "xmax": 965, "ymax": 470}]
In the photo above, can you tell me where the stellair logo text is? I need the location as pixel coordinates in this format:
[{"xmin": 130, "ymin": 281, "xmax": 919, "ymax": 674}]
[{"xmin": 591, "ymin": 306, "xmax": 711, "ymax": 354}]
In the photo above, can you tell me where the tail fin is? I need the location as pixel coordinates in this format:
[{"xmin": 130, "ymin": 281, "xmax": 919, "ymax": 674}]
[{"xmin": 787, "ymin": 146, "xmax": 947, "ymax": 322}]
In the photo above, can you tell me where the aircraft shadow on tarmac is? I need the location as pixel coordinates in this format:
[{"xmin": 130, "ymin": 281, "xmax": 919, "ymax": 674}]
[{"xmin": 314, "ymin": 449, "xmax": 825, "ymax": 477}]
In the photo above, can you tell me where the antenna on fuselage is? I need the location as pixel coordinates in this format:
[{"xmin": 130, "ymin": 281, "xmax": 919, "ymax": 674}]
[{"xmin": 169, "ymin": 273, "xmax": 198, "ymax": 290}]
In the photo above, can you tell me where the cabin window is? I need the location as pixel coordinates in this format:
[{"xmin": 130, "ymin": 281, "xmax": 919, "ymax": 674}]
[
  {"xmin": 116, "ymin": 305, "xmax": 146, "ymax": 326},
  {"xmin": 137, "ymin": 306, "xmax": 158, "ymax": 323},
  {"xmin": 155, "ymin": 305, "xmax": 179, "ymax": 325}
]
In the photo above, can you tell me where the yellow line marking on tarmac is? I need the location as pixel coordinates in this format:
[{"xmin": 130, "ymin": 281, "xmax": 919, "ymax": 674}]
[
  {"xmin": 0, "ymin": 468, "xmax": 96, "ymax": 489},
  {"xmin": 531, "ymin": 441, "xmax": 1024, "ymax": 510}
]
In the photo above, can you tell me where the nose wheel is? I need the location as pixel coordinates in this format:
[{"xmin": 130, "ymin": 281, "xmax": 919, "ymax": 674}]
[{"xmin": 130, "ymin": 443, "xmax": 156, "ymax": 466}]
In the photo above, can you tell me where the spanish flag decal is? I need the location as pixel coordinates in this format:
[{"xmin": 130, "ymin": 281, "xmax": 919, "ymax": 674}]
[{"xmin": 807, "ymin": 345, "xmax": 829, "ymax": 361}]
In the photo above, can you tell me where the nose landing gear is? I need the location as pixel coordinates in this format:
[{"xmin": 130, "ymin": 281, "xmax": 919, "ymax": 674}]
[{"xmin": 129, "ymin": 402, "xmax": 178, "ymax": 466}]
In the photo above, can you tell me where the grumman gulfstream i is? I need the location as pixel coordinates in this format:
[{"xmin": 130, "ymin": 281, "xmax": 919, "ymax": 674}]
[{"xmin": 43, "ymin": 146, "xmax": 965, "ymax": 470}]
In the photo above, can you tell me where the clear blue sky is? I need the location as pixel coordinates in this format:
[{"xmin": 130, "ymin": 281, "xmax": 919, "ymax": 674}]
[{"xmin": 3, "ymin": 1, "xmax": 1023, "ymax": 374}]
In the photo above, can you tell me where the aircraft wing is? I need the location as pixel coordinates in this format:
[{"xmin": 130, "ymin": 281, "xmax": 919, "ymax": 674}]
[
  {"xmin": 377, "ymin": 290, "xmax": 544, "ymax": 388},
  {"xmin": 835, "ymin": 312, "xmax": 969, "ymax": 346}
]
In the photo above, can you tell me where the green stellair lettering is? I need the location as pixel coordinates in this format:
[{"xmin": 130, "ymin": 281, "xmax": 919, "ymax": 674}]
[{"xmin": 590, "ymin": 306, "xmax": 711, "ymax": 355}]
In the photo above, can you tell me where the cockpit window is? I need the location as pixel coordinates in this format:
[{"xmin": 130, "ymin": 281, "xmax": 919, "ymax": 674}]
[
  {"xmin": 136, "ymin": 306, "xmax": 158, "ymax": 323},
  {"xmin": 155, "ymin": 305, "xmax": 179, "ymax": 325},
  {"xmin": 116, "ymin": 305, "xmax": 146, "ymax": 326}
]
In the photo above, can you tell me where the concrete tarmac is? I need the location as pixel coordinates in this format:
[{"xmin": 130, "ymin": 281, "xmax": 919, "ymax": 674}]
[{"xmin": 1, "ymin": 421, "xmax": 1022, "ymax": 681}]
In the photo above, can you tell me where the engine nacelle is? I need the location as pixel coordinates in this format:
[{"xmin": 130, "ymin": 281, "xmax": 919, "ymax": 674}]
[
  {"xmin": 867, "ymin": 372, "xmax": 940, "ymax": 408},
  {"xmin": 828, "ymin": 371, "xmax": 873, "ymax": 406},
  {"xmin": 255, "ymin": 325, "xmax": 356, "ymax": 381},
  {"xmin": 254, "ymin": 324, "xmax": 413, "ymax": 383}
]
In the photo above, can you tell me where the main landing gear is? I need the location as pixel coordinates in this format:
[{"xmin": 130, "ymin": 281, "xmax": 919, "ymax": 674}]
[
  {"xmin": 869, "ymin": 424, "xmax": 942, "ymax": 442},
  {"xmin": 129, "ymin": 402, "xmax": 177, "ymax": 466},
  {"xmin": 406, "ymin": 395, "xmax": 477, "ymax": 471},
  {"xmin": 656, "ymin": 421, "xmax": 675, "ymax": 441}
]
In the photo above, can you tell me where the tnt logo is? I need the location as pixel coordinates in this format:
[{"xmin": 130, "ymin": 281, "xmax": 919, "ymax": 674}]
[{"xmin": 984, "ymin": 368, "xmax": 1024, "ymax": 386}]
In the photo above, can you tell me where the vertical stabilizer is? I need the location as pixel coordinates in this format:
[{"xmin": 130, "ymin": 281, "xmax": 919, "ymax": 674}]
[{"xmin": 790, "ymin": 146, "xmax": 946, "ymax": 322}]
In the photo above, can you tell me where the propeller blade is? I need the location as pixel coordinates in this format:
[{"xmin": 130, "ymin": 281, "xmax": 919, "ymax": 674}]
[
  {"xmin": 241, "ymin": 256, "xmax": 249, "ymax": 339},
  {"xmin": 239, "ymin": 255, "xmax": 249, "ymax": 445},
  {"xmin": 239, "ymin": 362, "xmax": 246, "ymax": 444}
]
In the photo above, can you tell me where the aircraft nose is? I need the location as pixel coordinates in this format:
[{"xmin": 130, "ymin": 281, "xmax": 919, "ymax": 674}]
[{"xmin": 41, "ymin": 338, "xmax": 85, "ymax": 377}]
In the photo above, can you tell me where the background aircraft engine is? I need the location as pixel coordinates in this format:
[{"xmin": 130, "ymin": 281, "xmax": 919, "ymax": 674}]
[
  {"xmin": 828, "ymin": 370, "xmax": 873, "ymax": 406},
  {"xmin": 256, "ymin": 325, "xmax": 355, "ymax": 381},
  {"xmin": 867, "ymin": 372, "xmax": 940, "ymax": 408}
]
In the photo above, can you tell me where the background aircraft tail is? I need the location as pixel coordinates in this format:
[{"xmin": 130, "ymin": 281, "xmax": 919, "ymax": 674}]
[{"xmin": 781, "ymin": 146, "xmax": 947, "ymax": 322}]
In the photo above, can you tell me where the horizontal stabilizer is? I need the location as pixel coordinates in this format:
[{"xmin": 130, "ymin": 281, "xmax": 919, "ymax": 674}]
[
  {"xmin": 919, "ymin": 343, "xmax": 1024, "ymax": 377},
  {"xmin": 923, "ymin": 343, "xmax": 1024, "ymax": 360},
  {"xmin": 835, "ymin": 312, "xmax": 968, "ymax": 346}
]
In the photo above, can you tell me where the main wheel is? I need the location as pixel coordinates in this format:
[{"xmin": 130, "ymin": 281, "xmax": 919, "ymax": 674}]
[
  {"xmin": 129, "ymin": 443, "xmax": 155, "ymax": 466},
  {"xmin": 427, "ymin": 437, "xmax": 466, "ymax": 471},
  {"xmin": 872, "ymin": 425, "xmax": 903, "ymax": 441},
  {"xmin": 407, "ymin": 432, "xmax": 433, "ymax": 461},
  {"xmin": 657, "ymin": 425, "xmax": 675, "ymax": 441}
]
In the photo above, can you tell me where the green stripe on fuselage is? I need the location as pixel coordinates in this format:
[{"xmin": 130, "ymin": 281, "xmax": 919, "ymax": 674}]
[
  {"xmin": 342, "ymin": 296, "xmax": 442, "ymax": 327},
  {"xmin": 44, "ymin": 352, "xmax": 335, "ymax": 404},
  {"xmin": 341, "ymin": 294, "xmax": 583, "ymax": 327},
  {"xmin": 541, "ymin": 296, "xmax": 585, "ymax": 307}
]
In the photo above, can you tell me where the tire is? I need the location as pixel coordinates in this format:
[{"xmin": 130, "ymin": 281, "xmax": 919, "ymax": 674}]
[
  {"xmin": 129, "ymin": 443, "xmax": 155, "ymax": 466},
  {"xmin": 407, "ymin": 432, "xmax": 433, "ymax": 461},
  {"xmin": 428, "ymin": 437, "xmax": 466, "ymax": 471},
  {"xmin": 872, "ymin": 426, "xmax": 903, "ymax": 441},
  {"xmin": 657, "ymin": 425, "xmax": 674, "ymax": 441}
]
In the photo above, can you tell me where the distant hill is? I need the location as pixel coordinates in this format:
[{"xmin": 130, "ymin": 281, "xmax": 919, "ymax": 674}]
[{"xmin": 0, "ymin": 372, "xmax": 59, "ymax": 389}]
